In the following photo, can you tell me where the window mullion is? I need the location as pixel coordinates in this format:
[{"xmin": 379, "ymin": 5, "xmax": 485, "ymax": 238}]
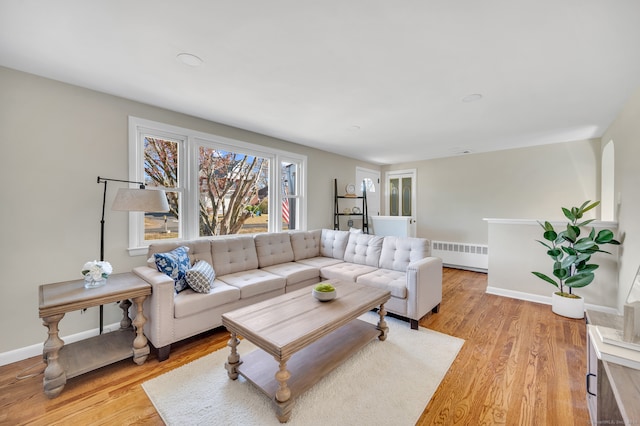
[
  {"xmin": 182, "ymin": 136, "xmax": 197, "ymax": 240},
  {"xmin": 270, "ymin": 154, "xmax": 280, "ymax": 233}
]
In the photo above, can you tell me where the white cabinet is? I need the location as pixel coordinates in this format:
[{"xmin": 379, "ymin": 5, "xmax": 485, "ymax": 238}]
[
  {"xmin": 586, "ymin": 329, "xmax": 598, "ymax": 421},
  {"xmin": 370, "ymin": 216, "xmax": 412, "ymax": 237},
  {"xmin": 585, "ymin": 310, "xmax": 640, "ymax": 425}
]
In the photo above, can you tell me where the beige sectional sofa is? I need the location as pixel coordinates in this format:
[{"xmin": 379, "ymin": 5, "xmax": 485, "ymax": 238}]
[{"xmin": 133, "ymin": 228, "xmax": 442, "ymax": 361}]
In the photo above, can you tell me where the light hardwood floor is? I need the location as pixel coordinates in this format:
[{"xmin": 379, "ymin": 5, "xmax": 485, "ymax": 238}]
[{"xmin": 0, "ymin": 268, "xmax": 590, "ymax": 425}]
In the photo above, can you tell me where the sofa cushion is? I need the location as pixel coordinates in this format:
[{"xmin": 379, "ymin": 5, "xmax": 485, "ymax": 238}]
[
  {"xmin": 290, "ymin": 230, "xmax": 321, "ymax": 260},
  {"xmin": 218, "ymin": 269, "xmax": 286, "ymax": 298},
  {"xmin": 148, "ymin": 240, "xmax": 213, "ymax": 268},
  {"xmin": 254, "ymin": 232, "xmax": 294, "ymax": 267},
  {"xmin": 261, "ymin": 262, "xmax": 319, "ymax": 286},
  {"xmin": 174, "ymin": 281, "xmax": 241, "ymax": 318},
  {"xmin": 320, "ymin": 262, "xmax": 378, "ymax": 283},
  {"xmin": 296, "ymin": 256, "xmax": 344, "ymax": 269},
  {"xmin": 185, "ymin": 260, "xmax": 216, "ymax": 293},
  {"xmin": 210, "ymin": 235, "xmax": 259, "ymax": 276},
  {"xmin": 319, "ymin": 229, "xmax": 350, "ymax": 259},
  {"xmin": 357, "ymin": 269, "xmax": 408, "ymax": 299},
  {"xmin": 343, "ymin": 233, "xmax": 384, "ymax": 267},
  {"xmin": 153, "ymin": 246, "xmax": 191, "ymax": 293},
  {"xmin": 379, "ymin": 236, "xmax": 430, "ymax": 272}
]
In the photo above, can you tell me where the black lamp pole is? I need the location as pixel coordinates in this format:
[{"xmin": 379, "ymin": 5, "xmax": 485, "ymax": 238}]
[
  {"xmin": 99, "ymin": 178, "xmax": 108, "ymax": 262},
  {"xmin": 96, "ymin": 176, "xmax": 146, "ymax": 333},
  {"xmin": 97, "ymin": 176, "xmax": 146, "ymax": 261}
]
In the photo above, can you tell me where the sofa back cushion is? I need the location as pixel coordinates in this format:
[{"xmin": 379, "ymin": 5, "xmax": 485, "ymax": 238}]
[
  {"xmin": 147, "ymin": 240, "xmax": 213, "ymax": 266},
  {"xmin": 379, "ymin": 236, "xmax": 430, "ymax": 272},
  {"xmin": 254, "ymin": 232, "xmax": 295, "ymax": 267},
  {"xmin": 210, "ymin": 235, "xmax": 259, "ymax": 276},
  {"xmin": 320, "ymin": 229, "xmax": 350, "ymax": 259},
  {"xmin": 289, "ymin": 229, "xmax": 321, "ymax": 260},
  {"xmin": 344, "ymin": 233, "xmax": 384, "ymax": 267}
]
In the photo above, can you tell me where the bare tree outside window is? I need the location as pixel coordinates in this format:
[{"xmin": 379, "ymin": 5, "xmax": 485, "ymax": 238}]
[
  {"xmin": 199, "ymin": 147, "xmax": 269, "ymax": 235},
  {"xmin": 144, "ymin": 137, "xmax": 180, "ymax": 240},
  {"xmin": 144, "ymin": 140, "xmax": 270, "ymax": 237}
]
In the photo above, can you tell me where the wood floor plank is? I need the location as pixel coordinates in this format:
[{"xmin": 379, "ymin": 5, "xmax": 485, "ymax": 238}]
[
  {"xmin": 416, "ymin": 268, "xmax": 590, "ymax": 425},
  {"xmin": 1, "ymin": 268, "xmax": 590, "ymax": 425}
]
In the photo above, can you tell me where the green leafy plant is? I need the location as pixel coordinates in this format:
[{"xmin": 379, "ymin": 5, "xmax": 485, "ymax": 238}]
[
  {"xmin": 314, "ymin": 283, "xmax": 335, "ymax": 292},
  {"xmin": 532, "ymin": 200, "xmax": 620, "ymax": 296}
]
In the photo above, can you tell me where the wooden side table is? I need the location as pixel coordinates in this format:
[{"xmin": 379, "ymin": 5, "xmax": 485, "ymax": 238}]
[{"xmin": 38, "ymin": 272, "xmax": 151, "ymax": 398}]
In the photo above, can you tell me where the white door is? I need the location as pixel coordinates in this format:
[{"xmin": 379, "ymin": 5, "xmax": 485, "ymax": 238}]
[{"xmin": 385, "ymin": 169, "xmax": 417, "ymax": 237}]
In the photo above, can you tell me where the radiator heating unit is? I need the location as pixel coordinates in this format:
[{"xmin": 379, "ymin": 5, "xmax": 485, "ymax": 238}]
[{"xmin": 431, "ymin": 241, "xmax": 488, "ymax": 272}]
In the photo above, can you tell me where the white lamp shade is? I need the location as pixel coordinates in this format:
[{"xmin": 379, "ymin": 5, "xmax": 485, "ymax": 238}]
[{"xmin": 112, "ymin": 188, "xmax": 170, "ymax": 212}]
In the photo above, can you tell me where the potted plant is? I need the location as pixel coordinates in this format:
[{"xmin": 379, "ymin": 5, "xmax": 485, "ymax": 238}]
[
  {"xmin": 81, "ymin": 260, "xmax": 113, "ymax": 289},
  {"xmin": 532, "ymin": 200, "xmax": 620, "ymax": 319},
  {"xmin": 312, "ymin": 282, "xmax": 337, "ymax": 301}
]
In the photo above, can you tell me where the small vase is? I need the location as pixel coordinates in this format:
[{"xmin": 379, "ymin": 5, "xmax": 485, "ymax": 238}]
[{"xmin": 84, "ymin": 276, "xmax": 107, "ymax": 289}]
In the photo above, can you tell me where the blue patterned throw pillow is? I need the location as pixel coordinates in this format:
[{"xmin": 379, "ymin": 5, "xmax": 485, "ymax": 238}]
[
  {"xmin": 185, "ymin": 260, "xmax": 216, "ymax": 293},
  {"xmin": 154, "ymin": 246, "xmax": 191, "ymax": 293}
]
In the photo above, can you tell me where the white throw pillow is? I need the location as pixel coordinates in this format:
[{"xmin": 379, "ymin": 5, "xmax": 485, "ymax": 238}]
[{"xmin": 185, "ymin": 260, "xmax": 215, "ymax": 293}]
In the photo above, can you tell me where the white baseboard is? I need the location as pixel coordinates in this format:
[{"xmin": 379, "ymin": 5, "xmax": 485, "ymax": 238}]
[
  {"xmin": 485, "ymin": 286, "xmax": 621, "ymax": 316},
  {"xmin": 444, "ymin": 264, "xmax": 488, "ymax": 274},
  {"xmin": 0, "ymin": 322, "xmax": 123, "ymax": 367}
]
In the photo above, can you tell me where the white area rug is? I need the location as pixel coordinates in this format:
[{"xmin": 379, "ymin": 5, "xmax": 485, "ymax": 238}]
[{"xmin": 142, "ymin": 312, "xmax": 464, "ymax": 425}]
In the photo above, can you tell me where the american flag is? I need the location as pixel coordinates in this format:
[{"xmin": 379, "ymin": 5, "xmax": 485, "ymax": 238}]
[{"xmin": 282, "ymin": 197, "xmax": 290, "ymax": 224}]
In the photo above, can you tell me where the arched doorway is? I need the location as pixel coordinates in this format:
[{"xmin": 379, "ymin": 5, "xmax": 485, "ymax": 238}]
[{"xmin": 601, "ymin": 140, "xmax": 615, "ymax": 221}]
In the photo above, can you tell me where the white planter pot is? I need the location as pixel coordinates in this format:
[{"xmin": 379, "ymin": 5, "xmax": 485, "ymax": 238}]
[{"xmin": 551, "ymin": 292, "xmax": 584, "ymax": 319}]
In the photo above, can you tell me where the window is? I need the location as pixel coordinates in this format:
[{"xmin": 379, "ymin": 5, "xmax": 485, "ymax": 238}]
[
  {"xmin": 128, "ymin": 117, "xmax": 307, "ymax": 255},
  {"xmin": 143, "ymin": 136, "xmax": 182, "ymax": 240},
  {"xmin": 281, "ymin": 160, "xmax": 301, "ymax": 231}
]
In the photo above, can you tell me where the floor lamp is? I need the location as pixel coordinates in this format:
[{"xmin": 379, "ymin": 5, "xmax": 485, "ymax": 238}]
[{"xmin": 97, "ymin": 176, "xmax": 170, "ymax": 333}]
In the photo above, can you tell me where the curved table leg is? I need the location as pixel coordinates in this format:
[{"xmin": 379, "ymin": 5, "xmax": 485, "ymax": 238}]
[
  {"xmin": 132, "ymin": 296, "xmax": 149, "ymax": 365},
  {"xmin": 225, "ymin": 332, "xmax": 242, "ymax": 379},
  {"xmin": 377, "ymin": 303, "xmax": 389, "ymax": 341},
  {"xmin": 42, "ymin": 313, "xmax": 66, "ymax": 398},
  {"xmin": 119, "ymin": 299, "xmax": 132, "ymax": 329},
  {"xmin": 275, "ymin": 357, "xmax": 293, "ymax": 422}
]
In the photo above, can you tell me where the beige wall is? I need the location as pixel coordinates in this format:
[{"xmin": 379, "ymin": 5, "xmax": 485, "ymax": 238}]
[
  {"xmin": 383, "ymin": 140, "xmax": 601, "ymax": 244},
  {"xmin": 602, "ymin": 87, "xmax": 640, "ymax": 311},
  {"xmin": 0, "ymin": 67, "xmax": 378, "ymax": 356}
]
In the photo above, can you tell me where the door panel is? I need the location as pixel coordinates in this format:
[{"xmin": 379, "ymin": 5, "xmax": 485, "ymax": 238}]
[
  {"xmin": 390, "ymin": 178, "xmax": 399, "ymax": 216},
  {"xmin": 402, "ymin": 177, "xmax": 412, "ymax": 216}
]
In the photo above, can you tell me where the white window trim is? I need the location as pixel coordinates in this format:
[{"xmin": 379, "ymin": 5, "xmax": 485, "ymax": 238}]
[
  {"xmin": 281, "ymin": 154, "xmax": 307, "ymax": 231},
  {"xmin": 127, "ymin": 116, "xmax": 307, "ymax": 256}
]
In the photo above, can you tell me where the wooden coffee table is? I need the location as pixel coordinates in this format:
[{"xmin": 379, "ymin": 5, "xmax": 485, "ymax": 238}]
[{"xmin": 221, "ymin": 280, "xmax": 391, "ymax": 423}]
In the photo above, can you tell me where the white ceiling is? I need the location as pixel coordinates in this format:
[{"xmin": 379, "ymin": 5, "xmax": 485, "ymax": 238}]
[{"xmin": 2, "ymin": 1, "xmax": 640, "ymax": 165}]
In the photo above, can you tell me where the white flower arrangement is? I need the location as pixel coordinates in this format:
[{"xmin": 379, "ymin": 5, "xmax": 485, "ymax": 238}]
[{"xmin": 81, "ymin": 260, "xmax": 113, "ymax": 281}]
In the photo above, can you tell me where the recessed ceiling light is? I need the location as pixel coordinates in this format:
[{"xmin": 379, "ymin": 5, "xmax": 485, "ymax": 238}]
[
  {"xmin": 462, "ymin": 93, "xmax": 483, "ymax": 103},
  {"xmin": 177, "ymin": 53, "xmax": 203, "ymax": 67},
  {"xmin": 450, "ymin": 147, "xmax": 473, "ymax": 155}
]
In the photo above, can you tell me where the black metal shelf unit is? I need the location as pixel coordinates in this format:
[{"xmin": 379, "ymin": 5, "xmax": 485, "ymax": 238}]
[{"xmin": 333, "ymin": 178, "xmax": 368, "ymax": 233}]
